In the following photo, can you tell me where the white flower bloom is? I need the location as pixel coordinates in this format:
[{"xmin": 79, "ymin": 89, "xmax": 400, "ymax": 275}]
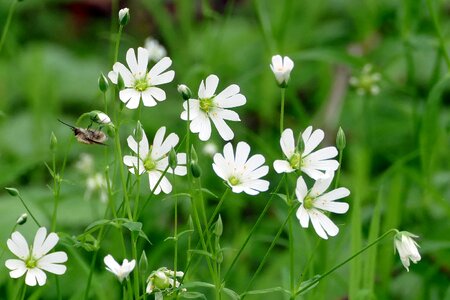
[
  {"xmin": 104, "ymin": 254, "xmax": 135, "ymax": 282},
  {"xmin": 213, "ymin": 141, "xmax": 269, "ymax": 195},
  {"xmin": 108, "ymin": 47, "xmax": 175, "ymax": 109},
  {"xmin": 270, "ymin": 55, "xmax": 294, "ymax": 86},
  {"xmin": 349, "ymin": 64, "xmax": 381, "ymax": 96},
  {"xmin": 146, "ymin": 267, "xmax": 184, "ymax": 295},
  {"xmin": 273, "ymin": 127, "xmax": 339, "ymax": 180},
  {"xmin": 85, "ymin": 172, "xmax": 109, "ymax": 203},
  {"xmin": 5, "ymin": 227, "xmax": 68, "ymax": 286},
  {"xmin": 394, "ymin": 231, "xmax": 421, "ymax": 272},
  {"xmin": 180, "ymin": 74, "xmax": 246, "ymax": 141},
  {"xmin": 144, "ymin": 37, "xmax": 167, "ymax": 62},
  {"xmin": 295, "ymin": 173, "xmax": 350, "ymax": 239},
  {"xmin": 123, "ymin": 126, "xmax": 186, "ymax": 194}
]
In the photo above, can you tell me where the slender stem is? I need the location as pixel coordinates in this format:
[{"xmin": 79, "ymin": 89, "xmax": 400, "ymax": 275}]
[
  {"xmin": 288, "ymin": 205, "xmax": 295, "ymax": 300},
  {"xmin": 18, "ymin": 280, "xmax": 26, "ymax": 300},
  {"xmin": 426, "ymin": 0, "xmax": 450, "ymax": 70},
  {"xmin": 295, "ymin": 229, "xmax": 399, "ymax": 296},
  {"xmin": 51, "ymin": 151, "xmax": 60, "ymax": 231},
  {"xmin": 113, "ymin": 25, "xmax": 123, "ymax": 64},
  {"xmin": 172, "ymin": 172, "xmax": 179, "ymax": 296},
  {"xmin": 334, "ymin": 149, "xmax": 344, "ymax": 189},
  {"xmin": 16, "ymin": 194, "xmax": 41, "ymax": 227},
  {"xmin": 241, "ymin": 202, "xmax": 299, "ymax": 299},
  {"xmin": 280, "ymin": 88, "xmax": 286, "ymax": 135},
  {"xmin": 223, "ymin": 176, "xmax": 284, "ymax": 282},
  {"xmin": 55, "ymin": 276, "xmax": 61, "ymax": 300},
  {"xmin": 131, "ymin": 234, "xmax": 140, "ymax": 299},
  {"xmin": 0, "ymin": 0, "xmax": 18, "ymax": 55},
  {"xmin": 114, "ymin": 127, "xmax": 133, "ymax": 220},
  {"xmin": 206, "ymin": 188, "xmax": 230, "ymax": 230}
]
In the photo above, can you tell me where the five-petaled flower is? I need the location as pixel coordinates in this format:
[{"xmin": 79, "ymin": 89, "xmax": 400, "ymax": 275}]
[
  {"xmin": 394, "ymin": 231, "xmax": 421, "ymax": 272},
  {"xmin": 270, "ymin": 55, "xmax": 294, "ymax": 87},
  {"xmin": 295, "ymin": 172, "xmax": 350, "ymax": 239},
  {"xmin": 212, "ymin": 141, "xmax": 270, "ymax": 195},
  {"xmin": 180, "ymin": 74, "xmax": 246, "ymax": 141},
  {"xmin": 273, "ymin": 127, "xmax": 339, "ymax": 180},
  {"xmin": 104, "ymin": 254, "xmax": 136, "ymax": 282},
  {"xmin": 123, "ymin": 126, "xmax": 187, "ymax": 194},
  {"xmin": 108, "ymin": 47, "xmax": 175, "ymax": 109},
  {"xmin": 146, "ymin": 267, "xmax": 184, "ymax": 295},
  {"xmin": 5, "ymin": 227, "xmax": 68, "ymax": 286}
]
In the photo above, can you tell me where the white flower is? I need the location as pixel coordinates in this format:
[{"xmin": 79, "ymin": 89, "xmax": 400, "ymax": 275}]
[
  {"xmin": 123, "ymin": 126, "xmax": 186, "ymax": 194},
  {"xmin": 394, "ymin": 231, "xmax": 421, "ymax": 272},
  {"xmin": 118, "ymin": 8, "xmax": 130, "ymax": 25},
  {"xmin": 213, "ymin": 141, "xmax": 269, "ymax": 195},
  {"xmin": 76, "ymin": 153, "xmax": 94, "ymax": 174},
  {"xmin": 5, "ymin": 227, "xmax": 68, "ymax": 286},
  {"xmin": 144, "ymin": 37, "xmax": 167, "ymax": 62},
  {"xmin": 180, "ymin": 74, "xmax": 246, "ymax": 141},
  {"xmin": 295, "ymin": 173, "xmax": 350, "ymax": 239},
  {"xmin": 104, "ymin": 254, "xmax": 135, "ymax": 282},
  {"xmin": 108, "ymin": 47, "xmax": 175, "ymax": 109},
  {"xmin": 349, "ymin": 64, "xmax": 381, "ymax": 96},
  {"xmin": 146, "ymin": 267, "xmax": 184, "ymax": 294},
  {"xmin": 270, "ymin": 55, "xmax": 294, "ymax": 87},
  {"xmin": 85, "ymin": 172, "xmax": 109, "ymax": 203},
  {"xmin": 273, "ymin": 127, "xmax": 339, "ymax": 180}
]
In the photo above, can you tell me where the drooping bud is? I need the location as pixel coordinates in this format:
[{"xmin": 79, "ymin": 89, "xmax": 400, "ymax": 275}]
[
  {"xmin": 16, "ymin": 213, "xmax": 28, "ymax": 225},
  {"xmin": 169, "ymin": 148, "xmax": 177, "ymax": 169},
  {"xmin": 214, "ymin": 215, "xmax": 223, "ymax": 237},
  {"xmin": 177, "ymin": 84, "xmax": 192, "ymax": 100},
  {"xmin": 98, "ymin": 73, "xmax": 109, "ymax": 92},
  {"xmin": 118, "ymin": 8, "xmax": 130, "ymax": 26},
  {"xmin": 50, "ymin": 132, "xmax": 58, "ymax": 151},
  {"xmin": 336, "ymin": 127, "xmax": 346, "ymax": 151},
  {"xmin": 5, "ymin": 187, "xmax": 19, "ymax": 197}
]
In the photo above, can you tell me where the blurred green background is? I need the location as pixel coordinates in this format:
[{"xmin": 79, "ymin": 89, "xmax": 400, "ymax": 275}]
[{"xmin": 0, "ymin": 0, "xmax": 449, "ymax": 299}]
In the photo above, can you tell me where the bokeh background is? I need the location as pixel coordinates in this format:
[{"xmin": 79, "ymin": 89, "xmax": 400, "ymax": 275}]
[{"xmin": 0, "ymin": 0, "xmax": 449, "ymax": 299}]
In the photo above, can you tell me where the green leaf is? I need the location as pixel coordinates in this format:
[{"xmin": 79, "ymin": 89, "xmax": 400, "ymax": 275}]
[
  {"xmin": 182, "ymin": 282, "xmax": 239, "ymax": 300},
  {"xmin": 200, "ymin": 188, "xmax": 218, "ymax": 198},
  {"xmin": 179, "ymin": 292, "xmax": 207, "ymax": 299},
  {"xmin": 188, "ymin": 250, "xmax": 214, "ymax": 260},
  {"xmin": 123, "ymin": 221, "xmax": 152, "ymax": 244},
  {"xmin": 243, "ymin": 287, "xmax": 289, "ymax": 297},
  {"xmin": 296, "ymin": 275, "xmax": 321, "ymax": 295}
]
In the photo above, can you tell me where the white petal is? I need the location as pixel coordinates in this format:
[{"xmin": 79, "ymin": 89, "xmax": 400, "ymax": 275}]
[
  {"xmin": 243, "ymin": 179, "xmax": 269, "ymax": 193},
  {"xmin": 306, "ymin": 147, "xmax": 338, "ymax": 161},
  {"xmin": 303, "ymin": 128, "xmax": 324, "ymax": 156},
  {"xmin": 123, "ymin": 155, "xmax": 145, "ymax": 175},
  {"xmin": 271, "ymin": 55, "xmax": 282, "ymax": 69},
  {"xmin": 8, "ymin": 232, "xmax": 29, "ymax": 259},
  {"xmin": 234, "ymin": 142, "xmax": 251, "ymax": 166},
  {"xmin": 243, "ymin": 154, "xmax": 266, "ymax": 173},
  {"xmin": 192, "ymin": 114, "xmax": 212, "ymax": 141},
  {"xmin": 149, "ymin": 57, "xmax": 172, "ymax": 78},
  {"xmin": 309, "ymin": 209, "xmax": 329, "ymax": 239},
  {"xmin": 39, "ymin": 252, "xmax": 68, "ymax": 265},
  {"xmin": 5, "ymin": 259, "xmax": 26, "ymax": 273},
  {"xmin": 273, "ymin": 160, "xmax": 294, "ymax": 173},
  {"xmin": 280, "ymin": 129, "xmax": 295, "ymax": 158},
  {"xmin": 33, "ymin": 228, "xmax": 58, "ymax": 258},
  {"xmin": 198, "ymin": 79, "xmax": 206, "ymax": 99},
  {"xmin": 136, "ymin": 47, "xmax": 149, "ymax": 75},
  {"xmin": 210, "ymin": 114, "xmax": 234, "ymax": 141},
  {"xmin": 212, "ymin": 154, "xmax": 232, "ymax": 181},
  {"xmin": 310, "ymin": 173, "xmax": 334, "ymax": 196},
  {"xmin": 296, "ymin": 205, "xmax": 310, "ymax": 228},
  {"xmin": 244, "ymin": 165, "xmax": 269, "ymax": 180},
  {"xmin": 125, "ymin": 91, "xmax": 141, "ymax": 109},
  {"xmin": 217, "ymin": 109, "xmax": 240, "ymax": 121},
  {"xmin": 318, "ymin": 187, "xmax": 350, "ymax": 202},
  {"xmin": 295, "ymin": 176, "xmax": 308, "ymax": 202},
  {"xmin": 316, "ymin": 211, "xmax": 339, "ymax": 237},
  {"xmin": 126, "ymin": 48, "xmax": 139, "ymax": 74},
  {"xmin": 25, "ymin": 268, "xmax": 47, "ymax": 286},
  {"xmin": 112, "ymin": 62, "xmax": 134, "ymax": 86},
  {"xmin": 301, "ymin": 168, "xmax": 327, "ymax": 180},
  {"xmin": 153, "ymin": 132, "xmax": 179, "ymax": 159},
  {"xmin": 141, "ymin": 90, "xmax": 158, "ymax": 107},
  {"xmin": 148, "ymin": 87, "xmax": 166, "ymax": 101},
  {"xmin": 222, "ymin": 142, "xmax": 235, "ymax": 162},
  {"xmin": 150, "ymin": 70, "xmax": 175, "ymax": 86},
  {"xmin": 204, "ymin": 74, "xmax": 219, "ymax": 98},
  {"xmin": 283, "ymin": 56, "xmax": 294, "ymax": 70},
  {"xmin": 314, "ymin": 198, "xmax": 349, "ymax": 214}
]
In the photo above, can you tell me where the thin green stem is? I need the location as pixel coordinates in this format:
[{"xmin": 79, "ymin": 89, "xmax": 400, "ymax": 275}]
[
  {"xmin": 241, "ymin": 202, "xmax": 299, "ymax": 299},
  {"xmin": 280, "ymin": 88, "xmax": 286, "ymax": 135},
  {"xmin": 16, "ymin": 194, "xmax": 41, "ymax": 227},
  {"xmin": 0, "ymin": 0, "xmax": 18, "ymax": 55},
  {"xmin": 172, "ymin": 172, "xmax": 179, "ymax": 297},
  {"xmin": 18, "ymin": 280, "xmax": 26, "ymax": 300},
  {"xmin": 334, "ymin": 149, "xmax": 344, "ymax": 189},
  {"xmin": 288, "ymin": 206, "xmax": 295, "ymax": 300},
  {"xmin": 114, "ymin": 127, "xmax": 133, "ymax": 220},
  {"xmin": 295, "ymin": 229, "xmax": 399, "ymax": 296},
  {"xmin": 55, "ymin": 276, "xmax": 61, "ymax": 300},
  {"xmin": 206, "ymin": 188, "xmax": 230, "ymax": 230},
  {"xmin": 114, "ymin": 25, "xmax": 123, "ymax": 64},
  {"xmin": 51, "ymin": 151, "xmax": 60, "ymax": 231},
  {"xmin": 223, "ymin": 176, "xmax": 284, "ymax": 283},
  {"xmin": 131, "ymin": 234, "xmax": 140, "ymax": 299},
  {"xmin": 426, "ymin": 0, "xmax": 450, "ymax": 70}
]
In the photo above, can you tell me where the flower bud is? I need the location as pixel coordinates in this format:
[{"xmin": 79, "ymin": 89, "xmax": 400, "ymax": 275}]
[
  {"xmin": 190, "ymin": 162, "xmax": 202, "ymax": 178},
  {"xmin": 190, "ymin": 145, "xmax": 198, "ymax": 163},
  {"xmin": 177, "ymin": 84, "xmax": 192, "ymax": 100},
  {"xmin": 336, "ymin": 127, "xmax": 346, "ymax": 151},
  {"xmin": 98, "ymin": 73, "xmax": 109, "ymax": 92},
  {"xmin": 50, "ymin": 132, "xmax": 57, "ymax": 151},
  {"xmin": 134, "ymin": 121, "xmax": 143, "ymax": 142},
  {"xmin": 270, "ymin": 55, "xmax": 294, "ymax": 88},
  {"xmin": 139, "ymin": 251, "xmax": 148, "ymax": 274},
  {"xmin": 169, "ymin": 148, "xmax": 177, "ymax": 170},
  {"xmin": 5, "ymin": 187, "xmax": 19, "ymax": 197},
  {"xmin": 297, "ymin": 131, "xmax": 305, "ymax": 153},
  {"xmin": 214, "ymin": 215, "xmax": 223, "ymax": 237},
  {"xmin": 90, "ymin": 111, "xmax": 112, "ymax": 125},
  {"xmin": 16, "ymin": 213, "xmax": 27, "ymax": 225},
  {"xmin": 118, "ymin": 8, "xmax": 130, "ymax": 26}
]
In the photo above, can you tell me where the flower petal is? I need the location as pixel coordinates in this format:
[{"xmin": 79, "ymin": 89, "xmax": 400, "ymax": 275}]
[
  {"xmin": 210, "ymin": 113, "xmax": 234, "ymax": 141},
  {"xmin": 273, "ymin": 160, "xmax": 294, "ymax": 173},
  {"xmin": 280, "ymin": 129, "xmax": 295, "ymax": 158},
  {"xmin": 33, "ymin": 228, "xmax": 58, "ymax": 258},
  {"xmin": 149, "ymin": 57, "xmax": 172, "ymax": 78},
  {"xmin": 7, "ymin": 232, "xmax": 29, "ymax": 259},
  {"xmin": 303, "ymin": 127, "xmax": 324, "ymax": 156}
]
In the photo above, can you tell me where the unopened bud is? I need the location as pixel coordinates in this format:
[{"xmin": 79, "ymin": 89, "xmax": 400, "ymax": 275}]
[
  {"xmin": 169, "ymin": 148, "xmax": 177, "ymax": 169},
  {"xmin": 297, "ymin": 131, "xmax": 305, "ymax": 153},
  {"xmin": 190, "ymin": 162, "xmax": 201, "ymax": 178},
  {"xmin": 336, "ymin": 127, "xmax": 346, "ymax": 151},
  {"xmin": 190, "ymin": 145, "xmax": 198, "ymax": 163},
  {"xmin": 139, "ymin": 250, "xmax": 148, "ymax": 274},
  {"xmin": 98, "ymin": 73, "xmax": 109, "ymax": 92},
  {"xmin": 16, "ymin": 213, "xmax": 27, "ymax": 225},
  {"xmin": 5, "ymin": 187, "xmax": 19, "ymax": 197},
  {"xmin": 214, "ymin": 215, "xmax": 223, "ymax": 237},
  {"xmin": 50, "ymin": 132, "xmax": 57, "ymax": 151},
  {"xmin": 118, "ymin": 8, "xmax": 130, "ymax": 26},
  {"xmin": 135, "ymin": 121, "xmax": 143, "ymax": 142},
  {"xmin": 90, "ymin": 111, "xmax": 112, "ymax": 125},
  {"xmin": 177, "ymin": 84, "xmax": 192, "ymax": 100}
]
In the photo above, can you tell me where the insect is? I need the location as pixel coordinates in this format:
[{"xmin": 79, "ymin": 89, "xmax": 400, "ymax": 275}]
[{"xmin": 58, "ymin": 119, "xmax": 108, "ymax": 145}]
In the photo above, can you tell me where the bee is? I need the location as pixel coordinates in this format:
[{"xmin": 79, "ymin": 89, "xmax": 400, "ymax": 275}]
[{"xmin": 58, "ymin": 119, "xmax": 108, "ymax": 145}]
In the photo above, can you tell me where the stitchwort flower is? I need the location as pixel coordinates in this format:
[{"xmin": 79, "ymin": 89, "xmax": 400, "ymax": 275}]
[
  {"xmin": 144, "ymin": 37, "xmax": 167, "ymax": 62},
  {"xmin": 146, "ymin": 267, "xmax": 185, "ymax": 295},
  {"xmin": 104, "ymin": 254, "xmax": 136, "ymax": 282},
  {"xmin": 295, "ymin": 172, "xmax": 350, "ymax": 239},
  {"xmin": 394, "ymin": 231, "xmax": 421, "ymax": 272},
  {"xmin": 213, "ymin": 141, "xmax": 269, "ymax": 195},
  {"xmin": 108, "ymin": 47, "xmax": 175, "ymax": 109},
  {"xmin": 123, "ymin": 126, "xmax": 186, "ymax": 194},
  {"xmin": 5, "ymin": 227, "xmax": 68, "ymax": 286},
  {"xmin": 270, "ymin": 55, "xmax": 294, "ymax": 87},
  {"xmin": 180, "ymin": 74, "xmax": 246, "ymax": 141},
  {"xmin": 349, "ymin": 64, "xmax": 381, "ymax": 96},
  {"xmin": 273, "ymin": 127, "xmax": 339, "ymax": 180}
]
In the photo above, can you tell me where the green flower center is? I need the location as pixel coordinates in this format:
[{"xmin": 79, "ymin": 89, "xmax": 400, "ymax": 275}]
[
  {"xmin": 199, "ymin": 97, "xmax": 214, "ymax": 113},
  {"xmin": 143, "ymin": 154, "xmax": 156, "ymax": 171},
  {"xmin": 25, "ymin": 256, "xmax": 37, "ymax": 269},
  {"xmin": 289, "ymin": 152, "xmax": 302, "ymax": 169},
  {"xmin": 303, "ymin": 196, "xmax": 314, "ymax": 210},
  {"xmin": 229, "ymin": 176, "xmax": 240, "ymax": 186},
  {"xmin": 134, "ymin": 77, "xmax": 149, "ymax": 92},
  {"xmin": 360, "ymin": 74, "xmax": 374, "ymax": 91}
]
